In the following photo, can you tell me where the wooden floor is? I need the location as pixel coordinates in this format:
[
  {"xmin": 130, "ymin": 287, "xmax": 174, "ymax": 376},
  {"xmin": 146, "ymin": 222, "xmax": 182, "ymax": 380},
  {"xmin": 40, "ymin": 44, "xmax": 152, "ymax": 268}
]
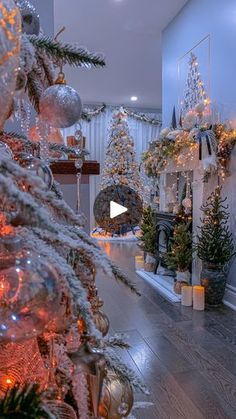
[{"xmin": 97, "ymin": 241, "xmax": 236, "ymax": 419}]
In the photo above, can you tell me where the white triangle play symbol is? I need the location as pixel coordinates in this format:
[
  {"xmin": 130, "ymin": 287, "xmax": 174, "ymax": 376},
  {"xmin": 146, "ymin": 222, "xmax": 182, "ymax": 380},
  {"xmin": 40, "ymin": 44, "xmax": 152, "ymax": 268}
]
[{"xmin": 110, "ymin": 201, "xmax": 128, "ymax": 219}]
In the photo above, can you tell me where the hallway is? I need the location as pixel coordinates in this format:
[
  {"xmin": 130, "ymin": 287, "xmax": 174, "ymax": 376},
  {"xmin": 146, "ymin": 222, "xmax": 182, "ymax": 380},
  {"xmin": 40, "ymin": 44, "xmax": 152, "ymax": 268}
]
[{"xmin": 97, "ymin": 242, "xmax": 236, "ymax": 419}]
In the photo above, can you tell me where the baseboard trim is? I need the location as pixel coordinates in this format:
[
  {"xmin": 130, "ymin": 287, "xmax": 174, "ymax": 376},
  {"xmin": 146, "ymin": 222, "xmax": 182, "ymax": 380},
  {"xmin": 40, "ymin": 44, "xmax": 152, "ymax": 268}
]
[
  {"xmin": 223, "ymin": 285, "xmax": 236, "ymax": 311},
  {"xmin": 136, "ymin": 270, "xmax": 181, "ymax": 303}
]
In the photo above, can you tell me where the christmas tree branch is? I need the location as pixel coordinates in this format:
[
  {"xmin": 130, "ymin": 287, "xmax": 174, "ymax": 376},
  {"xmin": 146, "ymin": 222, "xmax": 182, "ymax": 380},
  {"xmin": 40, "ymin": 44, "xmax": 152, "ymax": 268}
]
[
  {"xmin": 0, "ymin": 384, "xmax": 50, "ymax": 418},
  {"xmin": 28, "ymin": 35, "xmax": 106, "ymax": 68},
  {"xmin": 26, "ymin": 71, "xmax": 43, "ymax": 113}
]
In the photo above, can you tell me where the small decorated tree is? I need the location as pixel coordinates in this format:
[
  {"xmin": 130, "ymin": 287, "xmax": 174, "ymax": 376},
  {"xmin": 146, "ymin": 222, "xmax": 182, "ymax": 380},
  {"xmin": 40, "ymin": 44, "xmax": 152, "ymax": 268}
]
[
  {"xmin": 138, "ymin": 206, "xmax": 156, "ymax": 272},
  {"xmin": 196, "ymin": 186, "xmax": 235, "ymax": 306},
  {"xmin": 196, "ymin": 187, "xmax": 234, "ymax": 267},
  {"xmin": 165, "ymin": 222, "xmax": 192, "ymax": 289}
]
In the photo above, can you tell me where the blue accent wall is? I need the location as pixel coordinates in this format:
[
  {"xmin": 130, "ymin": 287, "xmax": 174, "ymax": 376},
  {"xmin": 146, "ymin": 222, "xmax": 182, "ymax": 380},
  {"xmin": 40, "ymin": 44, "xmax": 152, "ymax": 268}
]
[{"xmin": 163, "ymin": 0, "xmax": 236, "ymax": 126}]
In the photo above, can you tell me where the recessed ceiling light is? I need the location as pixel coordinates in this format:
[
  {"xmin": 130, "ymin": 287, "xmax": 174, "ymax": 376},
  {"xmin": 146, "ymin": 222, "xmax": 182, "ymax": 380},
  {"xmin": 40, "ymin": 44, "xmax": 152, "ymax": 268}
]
[{"xmin": 131, "ymin": 96, "xmax": 138, "ymax": 102}]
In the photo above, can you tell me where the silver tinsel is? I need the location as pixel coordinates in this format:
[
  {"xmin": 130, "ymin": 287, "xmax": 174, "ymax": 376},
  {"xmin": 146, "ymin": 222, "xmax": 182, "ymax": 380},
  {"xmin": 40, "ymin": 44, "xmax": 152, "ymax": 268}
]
[
  {"xmin": 39, "ymin": 84, "xmax": 82, "ymax": 129},
  {"xmin": 16, "ymin": 0, "xmax": 40, "ymax": 35}
]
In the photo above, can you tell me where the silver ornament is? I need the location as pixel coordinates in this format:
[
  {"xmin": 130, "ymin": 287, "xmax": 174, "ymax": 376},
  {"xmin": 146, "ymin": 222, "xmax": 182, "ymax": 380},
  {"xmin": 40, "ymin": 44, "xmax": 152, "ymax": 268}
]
[
  {"xmin": 0, "ymin": 0, "xmax": 21, "ymax": 130},
  {"xmin": 16, "ymin": 0, "xmax": 40, "ymax": 35},
  {"xmin": 39, "ymin": 84, "xmax": 82, "ymax": 129}
]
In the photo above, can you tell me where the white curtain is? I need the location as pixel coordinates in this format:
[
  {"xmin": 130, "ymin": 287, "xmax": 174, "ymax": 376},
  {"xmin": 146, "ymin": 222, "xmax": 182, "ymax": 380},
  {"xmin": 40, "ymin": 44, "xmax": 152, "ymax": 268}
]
[{"xmin": 62, "ymin": 106, "xmax": 161, "ymax": 227}]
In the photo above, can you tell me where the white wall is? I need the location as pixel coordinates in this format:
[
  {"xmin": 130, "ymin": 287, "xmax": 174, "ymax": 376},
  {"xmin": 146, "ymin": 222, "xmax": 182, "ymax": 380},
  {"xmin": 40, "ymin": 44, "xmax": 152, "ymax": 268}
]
[
  {"xmin": 162, "ymin": 0, "xmax": 236, "ymax": 304},
  {"xmin": 163, "ymin": 0, "xmax": 236, "ymax": 126}
]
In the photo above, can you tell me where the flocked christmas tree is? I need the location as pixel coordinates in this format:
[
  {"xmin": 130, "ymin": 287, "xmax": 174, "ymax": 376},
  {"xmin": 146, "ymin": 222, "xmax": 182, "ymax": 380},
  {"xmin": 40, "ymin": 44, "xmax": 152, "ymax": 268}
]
[
  {"xmin": 181, "ymin": 52, "xmax": 208, "ymax": 114},
  {"xmin": 101, "ymin": 108, "xmax": 142, "ymax": 194},
  {"xmin": 0, "ymin": 1, "xmax": 148, "ymax": 417}
]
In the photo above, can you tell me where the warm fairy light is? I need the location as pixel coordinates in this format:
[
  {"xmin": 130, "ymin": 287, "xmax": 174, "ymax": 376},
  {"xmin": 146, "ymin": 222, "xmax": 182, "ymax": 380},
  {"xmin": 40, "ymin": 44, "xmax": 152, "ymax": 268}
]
[
  {"xmin": 1, "ymin": 375, "xmax": 15, "ymax": 391},
  {"xmin": 0, "ymin": 214, "xmax": 14, "ymax": 236},
  {"xmin": 77, "ymin": 318, "xmax": 87, "ymax": 335}
]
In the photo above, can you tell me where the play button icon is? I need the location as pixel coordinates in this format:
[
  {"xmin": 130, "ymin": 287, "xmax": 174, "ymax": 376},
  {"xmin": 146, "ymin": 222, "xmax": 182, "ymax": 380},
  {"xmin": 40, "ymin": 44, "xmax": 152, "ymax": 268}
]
[
  {"xmin": 110, "ymin": 201, "xmax": 128, "ymax": 219},
  {"xmin": 93, "ymin": 185, "xmax": 143, "ymax": 234}
]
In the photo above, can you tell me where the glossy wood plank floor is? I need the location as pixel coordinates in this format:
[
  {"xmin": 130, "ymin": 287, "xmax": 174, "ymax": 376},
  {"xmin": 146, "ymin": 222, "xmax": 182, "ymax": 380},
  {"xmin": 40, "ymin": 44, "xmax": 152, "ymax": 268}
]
[{"xmin": 97, "ymin": 241, "xmax": 236, "ymax": 419}]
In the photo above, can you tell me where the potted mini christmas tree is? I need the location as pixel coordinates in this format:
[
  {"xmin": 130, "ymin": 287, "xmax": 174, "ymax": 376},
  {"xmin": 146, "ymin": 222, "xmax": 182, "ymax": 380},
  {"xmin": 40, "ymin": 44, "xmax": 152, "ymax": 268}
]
[
  {"xmin": 139, "ymin": 206, "xmax": 156, "ymax": 272},
  {"xmin": 196, "ymin": 186, "xmax": 235, "ymax": 306},
  {"xmin": 165, "ymin": 222, "xmax": 192, "ymax": 293}
]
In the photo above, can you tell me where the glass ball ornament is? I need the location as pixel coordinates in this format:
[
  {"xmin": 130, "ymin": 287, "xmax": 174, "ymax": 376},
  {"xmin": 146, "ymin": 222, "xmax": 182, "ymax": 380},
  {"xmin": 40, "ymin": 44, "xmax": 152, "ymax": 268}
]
[
  {"xmin": 182, "ymin": 197, "xmax": 192, "ymax": 210},
  {"xmin": 16, "ymin": 0, "xmax": 40, "ymax": 35},
  {"xmin": 0, "ymin": 236, "xmax": 62, "ymax": 342},
  {"xmin": 39, "ymin": 84, "xmax": 82, "ymax": 129},
  {"xmin": 20, "ymin": 155, "xmax": 53, "ymax": 190},
  {"xmin": 99, "ymin": 371, "xmax": 134, "ymax": 419}
]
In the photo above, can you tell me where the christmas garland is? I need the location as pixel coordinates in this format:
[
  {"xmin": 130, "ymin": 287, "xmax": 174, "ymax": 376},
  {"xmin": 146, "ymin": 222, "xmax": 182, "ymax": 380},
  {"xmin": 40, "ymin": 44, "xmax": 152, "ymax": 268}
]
[
  {"xmin": 123, "ymin": 108, "xmax": 162, "ymax": 126},
  {"xmin": 80, "ymin": 105, "xmax": 162, "ymax": 125},
  {"xmin": 142, "ymin": 103, "xmax": 236, "ymax": 180}
]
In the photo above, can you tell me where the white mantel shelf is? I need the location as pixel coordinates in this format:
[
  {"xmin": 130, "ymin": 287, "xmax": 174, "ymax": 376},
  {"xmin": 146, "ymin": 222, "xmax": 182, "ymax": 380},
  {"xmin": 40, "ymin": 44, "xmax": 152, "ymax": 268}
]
[{"xmin": 137, "ymin": 270, "xmax": 181, "ymax": 303}]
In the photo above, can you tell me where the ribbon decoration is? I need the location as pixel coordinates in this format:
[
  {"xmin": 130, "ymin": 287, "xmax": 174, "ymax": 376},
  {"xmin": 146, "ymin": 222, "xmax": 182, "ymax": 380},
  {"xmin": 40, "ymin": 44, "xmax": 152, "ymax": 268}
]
[{"xmin": 195, "ymin": 129, "xmax": 217, "ymax": 171}]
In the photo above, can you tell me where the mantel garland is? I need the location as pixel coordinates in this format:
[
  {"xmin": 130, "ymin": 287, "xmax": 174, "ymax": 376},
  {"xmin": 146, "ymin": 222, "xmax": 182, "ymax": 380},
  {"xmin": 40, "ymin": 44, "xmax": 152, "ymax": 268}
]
[{"xmin": 142, "ymin": 102, "xmax": 236, "ymax": 181}]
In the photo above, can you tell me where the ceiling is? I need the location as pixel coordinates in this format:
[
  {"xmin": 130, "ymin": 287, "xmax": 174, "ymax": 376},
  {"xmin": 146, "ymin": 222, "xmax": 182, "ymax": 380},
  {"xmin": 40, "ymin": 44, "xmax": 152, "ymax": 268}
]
[{"xmin": 54, "ymin": 0, "xmax": 188, "ymax": 110}]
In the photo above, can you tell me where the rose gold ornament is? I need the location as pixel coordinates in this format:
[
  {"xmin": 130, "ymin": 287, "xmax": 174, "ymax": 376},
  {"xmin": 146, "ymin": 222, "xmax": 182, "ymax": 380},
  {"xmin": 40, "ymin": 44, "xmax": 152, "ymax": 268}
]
[
  {"xmin": 29, "ymin": 125, "xmax": 64, "ymax": 144},
  {"xmin": 99, "ymin": 371, "xmax": 134, "ymax": 419}
]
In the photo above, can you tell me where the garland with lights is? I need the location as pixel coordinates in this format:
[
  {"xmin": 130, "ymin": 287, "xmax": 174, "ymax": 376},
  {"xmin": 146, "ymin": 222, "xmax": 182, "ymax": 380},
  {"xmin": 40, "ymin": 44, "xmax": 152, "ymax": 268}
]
[
  {"xmin": 142, "ymin": 102, "xmax": 236, "ymax": 181},
  {"xmin": 79, "ymin": 104, "xmax": 162, "ymax": 125}
]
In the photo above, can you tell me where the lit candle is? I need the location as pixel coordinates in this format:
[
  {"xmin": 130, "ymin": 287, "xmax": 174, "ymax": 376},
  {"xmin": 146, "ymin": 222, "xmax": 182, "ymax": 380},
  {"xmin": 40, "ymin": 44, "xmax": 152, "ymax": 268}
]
[
  {"xmin": 193, "ymin": 286, "xmax": 205, "ymax": 311},
  {"xmin": 181, "ymin": 286, "xmax": 193, "ymax": 307},
  {"xmin": 135, "ymin": 255, "xmax": 144, "ymax": 270}
]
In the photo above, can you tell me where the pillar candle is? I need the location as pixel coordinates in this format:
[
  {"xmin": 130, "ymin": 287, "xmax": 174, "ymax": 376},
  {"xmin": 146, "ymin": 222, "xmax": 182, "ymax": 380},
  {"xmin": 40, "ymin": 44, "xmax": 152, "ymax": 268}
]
[
  {"xmin": 135, "ymin": 255, "xmax": 144, "ymax": 270},
  {"xmin": 181, "ymin": 286, "xmax": 193, "ymax": 306},
  {"xmin": 193, "ymin": 286, "xmax": 205, "ymax": 311}
]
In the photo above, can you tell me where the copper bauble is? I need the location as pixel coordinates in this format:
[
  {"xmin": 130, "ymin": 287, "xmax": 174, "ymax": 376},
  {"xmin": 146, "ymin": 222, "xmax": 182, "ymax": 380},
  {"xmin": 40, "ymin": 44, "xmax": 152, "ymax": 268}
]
[
  {"xmin": 99, "ymin": 371, "xmax": 134, "ymax": 419},
  {"xmin": 29, "ymin": 125, "xmax": 64, "ymax": 144},
  {"xmin": 93, "ymin": 310, "xmax": 110, "ymax": 337}
]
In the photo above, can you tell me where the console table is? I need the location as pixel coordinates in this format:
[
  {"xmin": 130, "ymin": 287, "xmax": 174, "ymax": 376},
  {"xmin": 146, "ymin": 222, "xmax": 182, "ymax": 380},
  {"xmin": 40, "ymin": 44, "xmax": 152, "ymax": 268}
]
[{"xmin": 51, "ymin": 160, "xmax": 100, "ymax": 233}]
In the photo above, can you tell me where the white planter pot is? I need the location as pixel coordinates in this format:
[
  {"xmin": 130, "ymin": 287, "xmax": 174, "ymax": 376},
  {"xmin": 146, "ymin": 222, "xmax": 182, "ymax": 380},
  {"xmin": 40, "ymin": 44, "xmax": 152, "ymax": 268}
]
[
  {"xmin": 176, "ymin": 270, "xmax": 191, "ymax": 283},
  {"xmin": 144, "ymin": 253, "xmax": 156, "ymax": 273}
]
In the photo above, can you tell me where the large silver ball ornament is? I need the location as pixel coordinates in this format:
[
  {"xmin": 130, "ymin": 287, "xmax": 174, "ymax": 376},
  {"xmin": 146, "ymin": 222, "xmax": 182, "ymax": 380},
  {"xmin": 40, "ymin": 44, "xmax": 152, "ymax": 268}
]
[
  {"xmin": 39, "ymin": 84, "xmax": 82, "ymax": 129},
  {"xmin": 16, "ymin": 0, "xmax": 40, "ymax": 35}
]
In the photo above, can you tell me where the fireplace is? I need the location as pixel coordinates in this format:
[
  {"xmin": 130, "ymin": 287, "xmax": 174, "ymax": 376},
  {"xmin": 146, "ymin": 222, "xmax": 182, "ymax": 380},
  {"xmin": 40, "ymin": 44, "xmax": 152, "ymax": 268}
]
[{"xmin": 155, "ymin": 212, "xmax": 176, "ymax": 274}]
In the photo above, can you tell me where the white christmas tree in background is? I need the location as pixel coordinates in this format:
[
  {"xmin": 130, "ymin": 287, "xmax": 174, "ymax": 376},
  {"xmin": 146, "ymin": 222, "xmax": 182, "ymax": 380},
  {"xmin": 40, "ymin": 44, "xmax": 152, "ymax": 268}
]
[
  {"xmin": 101, "ymin": 108, "xmax": 142, "ymax": 194},
  {"xmin": 181, "ymin": 52, "xmax": 208, "ymax": 114}
]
